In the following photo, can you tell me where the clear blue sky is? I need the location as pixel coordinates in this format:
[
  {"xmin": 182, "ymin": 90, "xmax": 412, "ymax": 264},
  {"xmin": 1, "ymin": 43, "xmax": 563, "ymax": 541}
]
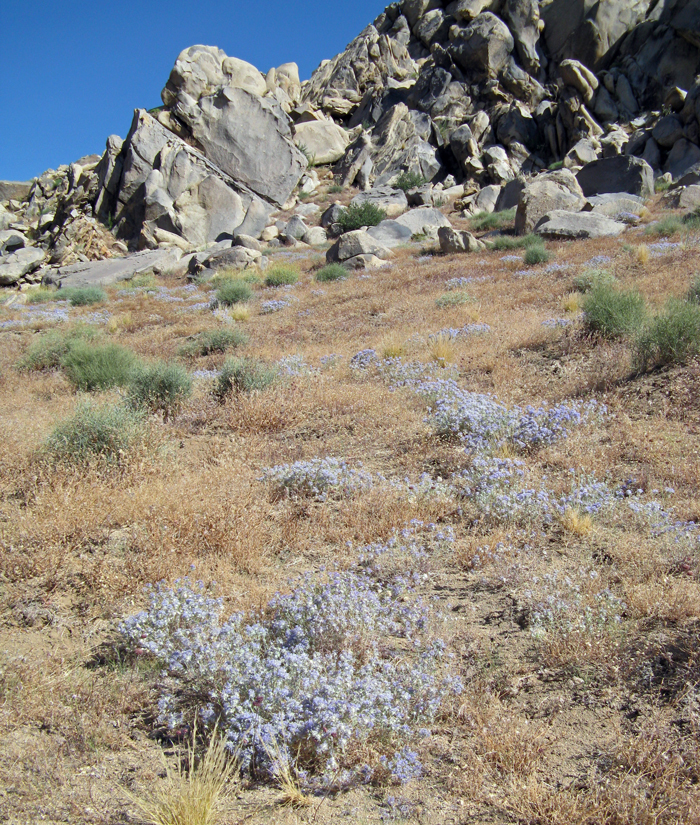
[{"xmin": 1, "ymin": 1, "xmax": 386, "ymax": 181}]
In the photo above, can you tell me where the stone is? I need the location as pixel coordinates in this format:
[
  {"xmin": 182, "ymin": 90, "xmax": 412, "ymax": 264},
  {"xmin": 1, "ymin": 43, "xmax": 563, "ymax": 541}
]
[
  {"xmin": 321, "ymin": 203, "xmax": 345, "ymax": 228},
  {"xmin": 284, "ymin": 215, "xmax": 308, "ymax": 241},
  {"xmin": 559, "ymin": 59, "xmax": 599, "ymax": 105},
  {"xmin": 448, "ymin": 13, "xmax": 514, "ymax": 79},
  {"xmin": 496, "ymin": 105, "xmax": 538, "ymax": 150},
  {"xmin": 406, "ymin": 184, "xmax": 434, "ymax": 207},
  {"xmin": 414, "ymin": 10, "xmax": 454, "ymax": 47},
  {"xmin": 594, "ymin": 87, "xmax": 619, "ymax": 123},
  {"xmin": 583, "ymin": 192, "xmax": 645, "ymax": 219},
  {"xmin": 295, "ymin": 203, "xmax": 320, "ymax": 217},
  {"xmin": 402, "ymin": 0, "xmax": 442, "ymax": 28},
  {"xmin": 496, "ymin": 178, "xmax": 526, "ymax": 211},
  {"xmin": 261, "ymin": 226, "xmax": 279, "ymax": 242},
  {"xmin": 302, "ymin": 227, "xmax": 328, "ymax": 245},
  {"xmin": 652, "ymin": 115, "xmax": 684, "ymax": 149},
  {"xmin": 515, "ymin": 169, "xmax": 586, "ymax": 235},
  {"xmin": 343, "ymin": 253, "xmax": 390, "ymax": 270},
  {"xmin": 665, "ymin": 139, "xmax": 700, "ymax": 180},
  {"xmin": 234, "ymin": 199, "xmax": 272, "ymax": 240},
  {"xmin": 0, "ymin": 247, "xmax": 45, "ymax": 285},
  {"xmin": 0, "ymin": 181, "xmax": 33, "ymax": 202},
  {"xmin": 679, "ymin": 184, "xmax": 700, "ymax": 211},
  {"xmin": 48, "ymin": 249, "xmax": 177, "ymax": 288},
  {"xmin": 475, "ymin": 185, "xmax": 501, "ymax": 213},
  {"xmin": 535, "ymin": 210, "xmax": 626, "ymax": 239},
  {"xmin": 449, "ymin": 0, "xmax": 502, "ymax": 21},
  {"xmin": 192, "ymin": 245, "xmax": 261, "ymax": 274},
  {"xmin": 438, "ymin": 226, "xmax": 484, "ymax": 253},
  {"xmin": 615, "ymin": 74, "xmax": 639, "ymax": 115},
  {"xmin": 564, "ymin": 139, "xmax": 599, "ymax": 169},
  {"xmin": 665, "ymin": 87, "xmax": 687, "ymax": 113},
  {"xmin": 350, "ymin": 187, "xmax": 408, "ymax": 218},
  {"xmin": 641, "ymin": 138, "xmax": 662, "ymax": 170},
  {"xmin": 576, "ymin": 156, "xmax": 654, "ymax": 198},
  {"xmin": 173, "ymin": 86, "xmax": 307, "ymax": 207},
  {"xmin": 327, "ymin": 229, "xmax": 394, "ymax": 262},
  {"xmin": 293, "ymin": 118, "xmax": 350, "ymax": 165},
  {"xmin": 0, "ymin": 230, "xmax": 26, "ymax": 255},
  {"xmin": 234, "ymin": 234, "xmax": 263, "ymax": 252},
  {"xmin": 601, "ymin": 129, "xmax": 629, "ymax": 157},
  {"xmin": 394, "ymin": 206, "xmax": 451, "ymax": 235},
  {"xmin": 503, "ymin": 0, "xmax": 541, "ymax": 73},
  {"xmin": 366, "ymin": 220, "xmax": 414, "ymax": 247}
]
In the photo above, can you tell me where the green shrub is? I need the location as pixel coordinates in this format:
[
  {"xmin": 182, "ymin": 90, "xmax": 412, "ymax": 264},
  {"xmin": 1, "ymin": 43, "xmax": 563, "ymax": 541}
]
[
  {"xmin": 315, "ymin": 263, "xmax": 348, "ymax": 282},
  {"xmin": 328, "ymin": 184, "xmax": 343, "ymax": 194},
  {"xmin": 60, "ymin": 340, "xmax": 139, "ymax": 391},
  {"xmin": 655, "ymin": 178, "xmax": 671, "ymax": 193},
  {"xmin": 215, "ymin": 357, "xmax": 278, "ymax": 400},
  {"xmin": 127, "ymin": 361, "xmax": 192, "ymax": 417},
  {"xmin": 393, "ymin": 171, "xmax": 427, "ymax": 192},
  {"xmin": 548, "ymin": 160, "xmax": 564, "ymax": 171},
  {"xmin": 487, "ymin": 233, "xmax": 541, "ymax": 251},
  {"xmin": 44, "ymin": 402, "xmax": 146, "ymax": 464},
  {"xmin": 582, "ymin": 284, "xmax": 647, "ymax": 339},
  {"xmin": 687, "ymin": 275, "xmax": 700, "ymax": 304},
  {"xmin": 59, "ymin": 286, "xmax": 107, "ymax": 306},
  {"xmin": 265, "ymin": 265, "xmax": 299, "ymax": 287},
  {"xmin": 635, "ymin": 298, "xmax": 700, "ymax": 370},
  {"xmin": 644, "ymin": 216, "xmax": 683, "ymax": 238},
  {"xmin": 337, "ymin": 202, "xmax": 386, "ymax": 233},
  {"xmin": 435, "ymin": 291, "xmax": 475, "ymax": 308},
  {"xmin": 215, "ymin": 279, "xmax": 253, "ymax": 306},
  {"xmin": 179, "ymin": 328, "xmax": 248, "ymax": 357},
  {"xmin": 469, "ymin": 208, "xmax": 516, "ymax": 232},
  {"xmin": 572, "ymin": 269, "xmax": 618, "ymax": 293},
  {"xmin": 17, "ymin": 327, "xmax": 98, "ymax": 372},
  {"xmin": 25, "ymin": 286, "xmax": 58, "ymax": 304},
  {"xmin": 523, "ymin": 243, "xmax": 550, "ymax": 266}
]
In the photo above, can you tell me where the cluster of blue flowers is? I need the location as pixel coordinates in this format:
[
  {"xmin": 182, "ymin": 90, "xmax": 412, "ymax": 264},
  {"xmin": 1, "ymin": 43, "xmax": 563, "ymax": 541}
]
[
  {"xmin": 260, "ymin": 298, "xmax": 292, "ymax": 314},
  {"xmin": 262, "ymin": 457, "xmax": 374, "ymax": 500},
  {"xmin": 428, "ymin": 324, "xmax": 491, "ymax": 340},
  {"xmin": 275, "ymin": 355, "xmax": 316, "ymax": 378},
  {"xmin": 541, "ymin": 318, "xmax": 571, "ymax": 328},
  {"xmin": 119, "ymin": 569, "xmax": 462, "ymax": 785}
]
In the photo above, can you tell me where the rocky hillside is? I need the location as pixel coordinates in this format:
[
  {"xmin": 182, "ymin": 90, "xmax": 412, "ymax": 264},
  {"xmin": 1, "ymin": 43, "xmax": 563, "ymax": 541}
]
[{"xmin": 3, "ymin": 0, "xmax": 700, "ymax": 286}]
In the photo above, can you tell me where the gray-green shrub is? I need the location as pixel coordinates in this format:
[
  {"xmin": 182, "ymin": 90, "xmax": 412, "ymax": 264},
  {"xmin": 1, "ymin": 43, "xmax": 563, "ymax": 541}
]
[
  {"xmin": 635, "ymin": 298, "xmax": 700, "ymax": 370},
  {"xmin": 17, "ymin": 327, "xmax": 98, "ymax": 372},
  {"xmin": 393, "ymin": 171, "xmax": 427, "ymax": 192},
  {"xmin": 59, "ymin": 286, "xmax": 107, "ymax": 306},
  {"xmin": 524, "ymin": 243, "xmax": 550, "ymax": 266},
  {"xmin": 60, "ymin": 339, "xmax": 139, "ymax": 391},
  {"xmin": 179, "ymin": 328, "xmax": 248, "ymax": 357},
  {"xmin": 215, "ymin": 357, "xmax": 278, "ymax": 400},
  {"xmin": 215, "ymin": 279, "xmax": 253, "ymax": 306},
  {"xmin": 315, "ymin": 263, "xmax": 348, "ymax": 282},
  {"xmin": 572, "ymin": 270, "xmax": 618, "ymax": 293},
  {"xmin": 44, "ymin": 402, "xmax": 146, "ymax": 465},
  {"xmin": 687, "ymin": 275, "xmax": 700, "ymax": 304},
  {"xmin": 265, "ymin": 265, "xmax": 299, "ymax": 287},
  {"xmin": 582, "ymin": 284, "xmax": 647, "ymax": 339},
  {"xmin": 127, "ymin": 361, "xmax": 192, "ymax": 417},
  {"xmin": 469, "ymin": 208, "xmax": 516, "ymax": 232}
]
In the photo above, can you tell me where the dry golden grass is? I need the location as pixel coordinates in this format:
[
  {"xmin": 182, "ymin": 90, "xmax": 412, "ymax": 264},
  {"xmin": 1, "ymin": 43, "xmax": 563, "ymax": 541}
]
[{"xmin": 2, "ymin": 196, "xmax": 700, "ymax": 823}]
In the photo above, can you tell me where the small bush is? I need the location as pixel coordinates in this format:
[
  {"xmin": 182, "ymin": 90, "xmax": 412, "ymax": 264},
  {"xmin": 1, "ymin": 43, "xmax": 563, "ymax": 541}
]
[
  {"xmin": 265, "ymin": 265, "xmax": 299, "ymax": 287},
  {"xmin": 687, "ymin": 275, "xmax": 700, "ymax": 304},
  {"xmin": 635, "ymin": 298, "xmax": 700, "ymax": 370},
  {"xmin": 315, "ymin": 263, "xmax": 348, "ymax": 282},
  {"xmin": 548, "ymin": 160, "xmax": 564, "ymax": 171},
  {"xmin": 17, "ymin": 326, "xmax": 98, "ymax": 372},
  {"xmin": 128, "ymin": 361, "xmax": 192, "ymax": 417},
  {"xmin": 60, "ymin": 286, "xmax": 107, "ymax": 306},
  {"xmin": 469, "ymin": 208, "xmax": 516, "ymax": 232},
  {"xmin": 215, "ymin": 279, "xmax": 253, "ymax": 306},
  {"xmin": 583, "ymin": 284, "xmax": 647, "ymax": 339},
  {"xmin": 435, "ymin": 291, "xmax": 474, "ymax": 308},
  {"xmin": 682, "ymin": 210, "xmax": 700, "ymax": 230},
  {"xmin": 215, "ymin": 357, "xmax": 278, "ymax": 400},
  {"xmin": 488, "ymin": 233, "xmax": 541, "ymax": 251},
  {"xmin": 393, "ymin": 171, "xmax": 427, "ymax": 192},
  {"xmin": 25, "ymin": 286, "xmax": 59, "ymax": 304},
  {"xmin": 644, "ymin": 216, "xmax": 683, "ymax": 238},
  {"xmin": 523, "ymin": 243, "xmax": 550, "ymax": 266},
  {"xmin": 44, "ymin": 402, "xmax": 146, "ymax": 464},
  {"xmin": 337, "ymin": 202, "xmax": 386, "ymax": 232},
  {"xmin": 180, "ymin": 328, "xmax": 248, "ymax": 357},
  {"xmin": 61, "ymin": 339, "xmax": 139, "ymax": 391},
  {"xmin": 655, "ymin": 178, "xmax": 671, "ymax": 193},
  {"xmin": 328, "ymin": 183, "xmax": 343, "ymax": 194},
  {"xmin": 572, "ymin": 269, "xmax": 617, "ymax": 293}
]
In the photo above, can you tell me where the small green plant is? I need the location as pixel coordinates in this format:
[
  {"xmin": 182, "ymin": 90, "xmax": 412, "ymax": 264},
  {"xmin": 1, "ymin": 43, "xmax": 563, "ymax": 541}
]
[
  {"xmin": 25, "ymin": 286, "xmax": 59, "ymax": 304},
  {"xmin": 644, "ymin": 215, "xmax": 683, "ymax": 238},
  {"xmin": 487, "ymin": 233, "xmax": 541, "ymax": 251},
  {"xmin": 572, "ymin": 270, "xmax": 618, "ymax": 293},
  {"xmin": 655, "ymin": 178, "xmax": 672, "ymax": 193},
  {"xmin": 127, "ymin": 361, "xmax": 193, "ymax": 418},
  {"xmin": 635, "ymin": 298, "xmax": 700, "ymax": 370},
  {"xmin": 393, "ymin": 171, "xmax": 427, "ymax": 192},
  {"xmin": 215, "ymin": 279, "xmax": 253, "ymax": 307},
  {"xmin": 215, "ymin": 357, "xmax": 278, "ymax": 400},
  {"xmin": 315, "ymin": 263, "xmax": 348, "ymax": 282},
  {"xmin": 59, "ymin": 286, "xmax": 107, "ymax": 306},
  {"xmin": 295, "ymin": 143, "xmax": 316, "ymax": 166},
  {"xmin": 60, "ymin": 339, "xmax": 139, "ymax": 391},
  {"xmin": 469, "ymin": 208, "xmax": 516, "ymax": 232},
  {"xmin": 435, "ymin": 291, "xmax": 475, "ymax": 308},
  {"xmin": 123, "ymin": 273, "xmax": 158, "ymax": 291},
  {"xmin": 583, "ymin": 284, "xmax": 647, "ymax": 339},
  {"xmin": 548, "ymin": 160, "xmax": 564, "ymax": 171},
  {"xmin": 265, "ymin": 265, "xmax": 299, "ymax": 287},
  {"xmin": 44, "ymin": 402, "xmax": 146, "ymax": 465},
  {"xmin": 328, "ymin": 183, "xmax": 343, "ymax": 194},
  {"xmin": 337, "ymin": 202, "xmax": 386, "ymax": 233},
  {"xmin": 524, "ymin": 243, "xmax": 550, "ymax": 266},
  {"xmin": 179, "ymin": 328, "xmax": 248, "ymax": 357}
]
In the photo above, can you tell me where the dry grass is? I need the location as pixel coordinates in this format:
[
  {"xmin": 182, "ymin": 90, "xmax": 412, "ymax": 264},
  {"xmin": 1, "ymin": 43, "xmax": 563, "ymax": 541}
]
[{"xmin": 2, "ymin": 196, "xmax": 700, "ymax": 822}]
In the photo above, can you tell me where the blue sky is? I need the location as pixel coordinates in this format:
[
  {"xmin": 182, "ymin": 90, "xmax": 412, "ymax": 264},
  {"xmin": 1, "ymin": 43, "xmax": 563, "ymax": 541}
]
[{"xmin": 1, "ymin": 1, "xmax": 386, "ymax": 181}]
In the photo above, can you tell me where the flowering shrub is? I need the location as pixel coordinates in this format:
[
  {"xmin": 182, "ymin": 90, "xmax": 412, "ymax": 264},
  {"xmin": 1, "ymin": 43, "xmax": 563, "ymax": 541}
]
[
  {"xmin": 119, "ymin": 573, "xmax": 461, "ymax": 784},
  {"xmin": 262, "ymin": 457, "xmax": 374, "ymax": 500},
  {"xmin": 260, "ymin": 299, "xmax": 292, "ymax": 314}
]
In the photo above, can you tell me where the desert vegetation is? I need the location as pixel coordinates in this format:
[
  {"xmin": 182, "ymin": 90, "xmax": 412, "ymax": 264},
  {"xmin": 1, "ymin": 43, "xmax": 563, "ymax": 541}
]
[{"xmin": 1, "ymin": 191, "xmax": 700, "ymax": 825}]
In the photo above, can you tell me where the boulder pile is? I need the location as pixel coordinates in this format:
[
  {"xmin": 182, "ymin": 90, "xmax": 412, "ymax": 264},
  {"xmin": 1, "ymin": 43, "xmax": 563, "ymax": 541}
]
[{"xmin": 4, "ymin": 1, "xmax": 700, "ymax": 286}]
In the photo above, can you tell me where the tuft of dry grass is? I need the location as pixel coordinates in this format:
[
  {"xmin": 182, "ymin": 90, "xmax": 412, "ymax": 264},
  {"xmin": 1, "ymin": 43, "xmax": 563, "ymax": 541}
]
[{"xmin": 428, "ymin": 332, "xmax": 456, "ymax": 366}]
